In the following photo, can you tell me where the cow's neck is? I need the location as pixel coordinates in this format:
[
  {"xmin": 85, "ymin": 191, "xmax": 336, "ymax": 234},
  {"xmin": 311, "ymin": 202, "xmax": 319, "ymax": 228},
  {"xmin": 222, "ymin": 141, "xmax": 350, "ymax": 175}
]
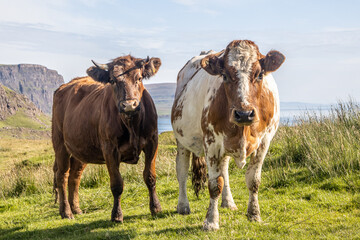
[{"xmin": 120, "ymin": 113, "xmax": 141, "ymax": 155}]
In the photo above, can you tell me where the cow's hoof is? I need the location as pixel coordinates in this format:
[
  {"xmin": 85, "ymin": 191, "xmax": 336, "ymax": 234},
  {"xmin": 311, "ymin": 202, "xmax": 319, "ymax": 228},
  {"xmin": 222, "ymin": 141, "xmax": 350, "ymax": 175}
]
[
  {"xmin": 61, "ymin": 212, "xmax": 74, "ymax": 219},
  {"xmin": 71, "ymin": 207, "xmax": 83, "ymax": 215},
  {"xmin": 177, "ymin": 204, "xmax": 191, "ymax": 215},
  {"xmin": 111, "ymin": 209, "xmax": 123, "ymax": 223},
  {"xmin": 247, "ymin": 214, "xmax": 261, "ymax": 222},
  {"xmin": 111, "ymin": 216, "xmax": 123, "ymax": 223},
  {"xmin": 221, "ymin": 201, "xmax": 238, "ymax": 210},
  {"xmin": 203, "ymin": 220, "xmax": 219, "ymax": 231},
  {"xmin": 151, "ymin": 205, "xmax": 162, "ymax": 215}
]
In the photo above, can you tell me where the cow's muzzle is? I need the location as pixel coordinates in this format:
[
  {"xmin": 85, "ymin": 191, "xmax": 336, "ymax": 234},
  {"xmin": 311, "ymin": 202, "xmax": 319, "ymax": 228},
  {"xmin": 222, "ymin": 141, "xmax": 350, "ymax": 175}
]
[
  {"xmin": 231, "ymin": 109, "xmax": 256, "ymax": 126},
  {"xmin": 119, "ymin": 99, "xmax": 140, "ymax": 114}
]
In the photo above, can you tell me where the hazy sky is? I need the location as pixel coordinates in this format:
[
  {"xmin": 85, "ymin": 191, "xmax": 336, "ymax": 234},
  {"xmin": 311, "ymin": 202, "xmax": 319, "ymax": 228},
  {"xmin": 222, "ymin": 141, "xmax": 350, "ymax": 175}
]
[{"xmin": 0, "ymin": 0, "xmax": 359, "ymax": 104}]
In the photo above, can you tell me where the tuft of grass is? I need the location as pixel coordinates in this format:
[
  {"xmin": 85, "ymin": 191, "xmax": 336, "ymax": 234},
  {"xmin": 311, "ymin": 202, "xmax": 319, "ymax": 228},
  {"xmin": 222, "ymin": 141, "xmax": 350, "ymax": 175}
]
[{"xmin": 264, "ymin": 100, "xmax": 360, "ymax": 190}]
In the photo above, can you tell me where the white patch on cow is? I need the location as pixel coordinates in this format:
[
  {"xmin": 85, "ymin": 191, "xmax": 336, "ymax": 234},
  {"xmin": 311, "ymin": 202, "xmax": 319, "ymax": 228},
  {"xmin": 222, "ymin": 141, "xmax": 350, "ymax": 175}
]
[
  {"xmin": 175, "ymin": 142, "xmax": 191, "ymax": 214},
  {"xmin": 227, "ymin": 42, "xmax": 258, "ymax": 104},
  {"xmin": 263, "ymin": 73, "xmax": 280, "ymax": 133},
  {"xmin": 220, "ymin": 156, "xmax": 237, "ymax": 209},
  {"xmin": 203, "ymin": 197, "xmax": 220, "ymax": 230}
]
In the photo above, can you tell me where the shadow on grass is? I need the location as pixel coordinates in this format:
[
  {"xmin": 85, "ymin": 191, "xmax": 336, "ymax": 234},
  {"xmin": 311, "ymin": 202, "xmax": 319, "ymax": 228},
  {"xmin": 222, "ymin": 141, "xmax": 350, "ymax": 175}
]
[
  {"xmin": 1, "ymin": 220, "xmax": 135, "ymax": 240},
  {"xmin": 1, "ymin": 210, "xmax": 180, "ymax": 240},
  {"xmin": 123, "ymin": 210, "xmax": 178, "ymax": 222}
]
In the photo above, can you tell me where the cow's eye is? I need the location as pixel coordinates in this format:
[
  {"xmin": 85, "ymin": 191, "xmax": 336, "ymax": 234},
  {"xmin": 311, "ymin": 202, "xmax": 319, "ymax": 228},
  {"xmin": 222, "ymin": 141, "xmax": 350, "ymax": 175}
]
[
  {"xmin": 109, "ymin": 79, "xmax": 115, "ymax": 84},
  {"xmin": 135, "ymin": 73, "xmax": 142, "ymax": 83},
  {"xmin": 222, "ymin": 74, "xmax": 228, "ymax": 82},
  {"xmin": 257, "ymin": 70, "xmax": 264, "ymax": 81}
]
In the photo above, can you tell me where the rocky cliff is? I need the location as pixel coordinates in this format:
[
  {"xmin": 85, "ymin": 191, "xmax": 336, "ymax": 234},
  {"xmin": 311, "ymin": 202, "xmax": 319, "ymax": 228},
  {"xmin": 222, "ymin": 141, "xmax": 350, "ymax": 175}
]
[{"xmin": 0, "ymin": 64, "xmax": 64, "ymax": 113}]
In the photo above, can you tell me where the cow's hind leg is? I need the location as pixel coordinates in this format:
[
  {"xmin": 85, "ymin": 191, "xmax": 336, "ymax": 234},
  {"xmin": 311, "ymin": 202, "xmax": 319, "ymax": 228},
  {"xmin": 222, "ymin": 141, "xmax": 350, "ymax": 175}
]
[
  {"xmin": 245, "ymin": 134, "xmax": 272, "ymax": 222},
  {"xmin": 220, "ymin": 156, "xmax": 237, "ymax": 210},
  {"xmin": 68, "ymin": 157, "xmax": 87, "ymax": 214},
  {"xmin": 54, "ymin": 144, "xmax": 73, "ymax": 219},
  {"xmin": 143, "ymin": 136, "xmax": 162, "ymax": 215},
  {"xmin": 175, "ymin": 140, "xmax": 191, "ymax": 215},
  {"xmin": 53, "ymin": 161, "xmax": 58, "ymax": 203}
]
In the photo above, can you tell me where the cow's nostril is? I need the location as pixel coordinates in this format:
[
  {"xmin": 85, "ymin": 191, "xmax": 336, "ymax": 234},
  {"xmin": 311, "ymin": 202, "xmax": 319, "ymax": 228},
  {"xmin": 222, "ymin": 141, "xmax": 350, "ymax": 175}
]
[
  {"xmin": 249, "ymin": 110, "xmax": 255, "ymax": 118},
  {"xmin": 133, "ymin": 101, "xmax": 137, "ymax": 107},
  {"xmin": 234, "ymin": 110, "xmax": 242, "ymax": 120}
]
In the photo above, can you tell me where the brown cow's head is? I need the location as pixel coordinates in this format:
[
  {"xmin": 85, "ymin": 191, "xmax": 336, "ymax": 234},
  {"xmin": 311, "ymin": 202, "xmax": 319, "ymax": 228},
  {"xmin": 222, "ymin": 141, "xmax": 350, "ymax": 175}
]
[
  {"xmin": 200, "ymin": 40, "xmax": 285, "ymax": 126},
  {"xmin": 87, "ymin": 55, "xmax": 161, "ymax": 114}
]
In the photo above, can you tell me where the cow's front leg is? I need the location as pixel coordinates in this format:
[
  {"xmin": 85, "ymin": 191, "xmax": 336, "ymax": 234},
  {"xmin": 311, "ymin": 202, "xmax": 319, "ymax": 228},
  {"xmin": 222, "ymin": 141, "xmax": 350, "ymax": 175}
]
[
  {"xmin": 245, "ymin": 134, "xmax": 272, "ymax": 222},
  {"xmin": 143, "ymin": 136, "xmax": 161, "ymax": 215},
  {"xmin": 203, "ymin": 155, "xmax": 224, "ymax": 231},
  {"xmin": 220, "ymin": 156, "xmax": 237, "ymax": 210},
  {"xmin": 104, "ymin": 148, "xmax": 123, "ymax": 222}
]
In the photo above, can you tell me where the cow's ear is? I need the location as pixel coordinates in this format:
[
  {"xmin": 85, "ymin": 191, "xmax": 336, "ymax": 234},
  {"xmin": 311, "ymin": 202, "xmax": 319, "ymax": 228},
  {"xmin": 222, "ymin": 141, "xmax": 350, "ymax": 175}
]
[
  {"xmin": 86, "ymin": 61, "xmax": 110, "ymax": 83},
  {"xmin": 143, "ymin": 57, "xmax": 161, "ymax": 79},
  {"xmin": 86, "ymin": 66, "xmax": 110, "ymax": 83},
  {"xmin": 200, "ymin": 54, "xmax": 224, "ymax": 75},
  {"xmin": 260, "ymin": 50, "xmax": 285, "ymax": 73}
]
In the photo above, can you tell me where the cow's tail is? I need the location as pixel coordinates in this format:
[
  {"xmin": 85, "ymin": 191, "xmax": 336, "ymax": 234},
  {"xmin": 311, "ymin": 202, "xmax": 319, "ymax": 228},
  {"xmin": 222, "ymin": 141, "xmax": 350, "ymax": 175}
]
[{"xmin": 191, "ymin": 153, "xmax": 207, "ymax": 198}]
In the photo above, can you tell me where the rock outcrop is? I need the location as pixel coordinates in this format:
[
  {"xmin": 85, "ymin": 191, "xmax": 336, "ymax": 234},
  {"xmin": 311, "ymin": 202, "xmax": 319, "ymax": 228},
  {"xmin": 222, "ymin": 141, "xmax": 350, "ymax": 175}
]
[
  {"xmin": 0, "ymin": 64, "xmax": 64, "ymax": 113},
  {"xmin": 0, "ymin": 84, "xmax": 42, "ymax": 121}
]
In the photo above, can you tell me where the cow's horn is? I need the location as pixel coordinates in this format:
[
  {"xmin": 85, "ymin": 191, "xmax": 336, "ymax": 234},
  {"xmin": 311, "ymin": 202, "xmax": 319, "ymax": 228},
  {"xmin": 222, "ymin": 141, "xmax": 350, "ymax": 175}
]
[{"xmin": 91, "ymin": 60, "xmax": 108, "ymax": 71}]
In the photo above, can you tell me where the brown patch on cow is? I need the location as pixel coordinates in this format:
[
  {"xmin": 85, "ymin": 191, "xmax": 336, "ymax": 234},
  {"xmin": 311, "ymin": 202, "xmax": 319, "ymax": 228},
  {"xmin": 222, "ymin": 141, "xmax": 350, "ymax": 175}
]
[
  {"xmin": 171, "ymin": 99, "xmax": 184, "ymax": 124},
  {"xmin": 208, "ymin": 176, "xmax": 224, "ymax": 199},
  {"xmin": 176, "ymin": 128, "xmax": 184, "ymax": 137},
  {"xmin": 171, "ymin": 81, "xmax": 189, "ymax": 124}
]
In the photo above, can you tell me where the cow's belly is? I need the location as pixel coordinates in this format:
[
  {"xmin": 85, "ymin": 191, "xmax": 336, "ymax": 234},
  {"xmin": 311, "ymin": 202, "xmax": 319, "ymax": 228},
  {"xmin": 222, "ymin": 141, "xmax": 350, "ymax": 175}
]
[{"xmin": 64, "ymin": 139, "xmax": 105, "ymax": 164}]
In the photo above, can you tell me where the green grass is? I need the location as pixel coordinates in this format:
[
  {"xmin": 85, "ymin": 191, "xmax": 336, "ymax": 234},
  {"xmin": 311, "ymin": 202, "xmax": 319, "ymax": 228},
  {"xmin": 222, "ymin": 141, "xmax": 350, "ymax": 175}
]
[{"xmin": 1, "ymin": 102, "xmax": 360, "ymax": 239}]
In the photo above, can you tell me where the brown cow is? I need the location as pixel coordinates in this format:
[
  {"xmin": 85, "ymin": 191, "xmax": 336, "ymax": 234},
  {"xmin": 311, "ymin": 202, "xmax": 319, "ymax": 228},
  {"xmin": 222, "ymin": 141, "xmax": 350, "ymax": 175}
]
[
  {"xmin": 52, "ymin": 55, "xmax": 162, "ymax": 222},
  {"xmin": 172, "ymin": 40, "xmax": 285, "ymax": 230}
]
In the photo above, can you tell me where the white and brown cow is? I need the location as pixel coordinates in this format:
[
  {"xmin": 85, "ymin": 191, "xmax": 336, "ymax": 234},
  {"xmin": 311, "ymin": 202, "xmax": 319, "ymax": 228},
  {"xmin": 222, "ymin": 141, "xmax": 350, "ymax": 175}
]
[{"xmin": 171, "ymin": 40, "xmax": 285, "ymax": 230}]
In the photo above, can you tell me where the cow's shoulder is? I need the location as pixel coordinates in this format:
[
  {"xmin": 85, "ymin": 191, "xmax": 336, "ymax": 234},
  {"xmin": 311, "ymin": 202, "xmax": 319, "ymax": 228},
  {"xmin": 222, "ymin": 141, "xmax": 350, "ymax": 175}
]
[{"xmin": 175, "ymin": 50, "xmax": 223, "ymax": 98}]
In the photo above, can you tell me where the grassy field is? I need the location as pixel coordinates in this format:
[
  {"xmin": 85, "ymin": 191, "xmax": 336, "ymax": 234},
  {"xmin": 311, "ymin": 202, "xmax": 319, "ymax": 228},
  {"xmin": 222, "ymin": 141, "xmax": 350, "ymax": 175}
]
[{"xmin": 0, "ymin": 102, "xmax": 360, "ymax": 239}]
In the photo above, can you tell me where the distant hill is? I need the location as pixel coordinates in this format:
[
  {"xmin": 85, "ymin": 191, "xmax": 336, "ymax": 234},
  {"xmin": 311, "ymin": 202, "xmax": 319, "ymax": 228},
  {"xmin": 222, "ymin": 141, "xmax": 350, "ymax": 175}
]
[
  {"xmin": 145, "ymin": 83, "xmax": 176, "ymax": 117},
  {"xmin": 0, "ymin": 84, "xmax": 51, "ymax": 139},
  {"xmin": 0, "ymin": 64, "xmax": 64, "ymax": 114}
]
